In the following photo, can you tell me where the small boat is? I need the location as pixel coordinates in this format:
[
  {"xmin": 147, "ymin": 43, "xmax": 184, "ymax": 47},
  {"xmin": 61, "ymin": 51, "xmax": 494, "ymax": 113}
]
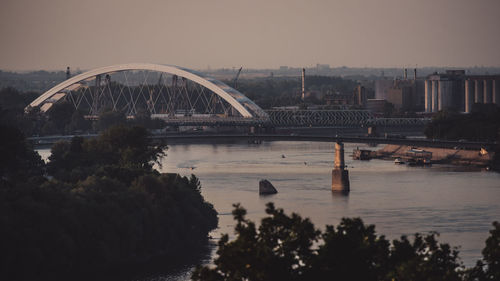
[{"xmin": 394, "ymin": 158, "xmax": 405, "ymax": 165}]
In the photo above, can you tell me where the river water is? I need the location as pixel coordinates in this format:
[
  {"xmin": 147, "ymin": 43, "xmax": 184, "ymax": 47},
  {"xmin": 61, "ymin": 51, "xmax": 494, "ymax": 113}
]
[{"xmin": 38, "ymin": 141, "xmax": 500, "ymax": 280}]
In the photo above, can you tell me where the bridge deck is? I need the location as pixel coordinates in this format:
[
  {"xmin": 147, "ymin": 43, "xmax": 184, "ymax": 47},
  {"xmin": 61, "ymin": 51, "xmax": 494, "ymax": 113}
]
[{"xmin": 28, "ymin": 133, "xmax": 496, "ymax": 150}]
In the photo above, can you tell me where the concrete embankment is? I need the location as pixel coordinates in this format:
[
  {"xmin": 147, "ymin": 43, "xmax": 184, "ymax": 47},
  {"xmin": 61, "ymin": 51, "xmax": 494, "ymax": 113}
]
[{"xmin": 377, "ymin": 144, "xmax": 494, "ymax": 167}]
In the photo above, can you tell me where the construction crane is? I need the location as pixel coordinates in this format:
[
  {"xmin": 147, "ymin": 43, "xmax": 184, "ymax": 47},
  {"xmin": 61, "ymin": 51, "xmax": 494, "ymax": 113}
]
[{"xmin": 233, "ymin": 67, "xmax": 242, "ymax": 89}]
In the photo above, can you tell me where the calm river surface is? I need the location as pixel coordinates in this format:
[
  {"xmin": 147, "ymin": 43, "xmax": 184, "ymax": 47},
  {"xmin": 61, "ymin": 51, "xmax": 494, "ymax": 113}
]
[{"xmin": 38, "ymin": 141, "xmax": 500, "ymax": 280}]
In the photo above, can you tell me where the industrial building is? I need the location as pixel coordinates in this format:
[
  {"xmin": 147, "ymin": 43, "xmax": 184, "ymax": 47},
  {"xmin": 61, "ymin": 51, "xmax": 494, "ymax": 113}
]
[
  {"xmin": 464, "ymin": 76, "xmax": 500, "ymax": 113},
  {"xmin": 387, "ymin": 83, "xmax": 413, "ymax": 111},
  {"xmin": 375, "ymin": 79, "xmax": 393, "ymax": 100},
  {"xmin": 382, "ymin": 69, "xmax": 425, "ymax": 112},
  {"xmin": 365, "ymin": 99, "xmax": 387, "ymax": 113},
  {"xmin": 424, "ymin": 70, "xmax": 500, "ymax": 113}
]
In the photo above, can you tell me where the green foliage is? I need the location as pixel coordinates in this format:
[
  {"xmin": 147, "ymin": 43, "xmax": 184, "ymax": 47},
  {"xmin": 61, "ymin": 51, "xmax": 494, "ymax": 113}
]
[
  {"xmin": 466, "ymin": 222, "xmax": 500, "ymax": 281},
  {"xmin": 47, "ymin": 125, "xmax": 165, "ymax": 183},
  {"xmin": 0, "ymin": 119, "xmax": 44, "ymax": 184},
  {"xmin": 482, "ymin": 221, "xmax": 500, "ymax": 280},
  {"xmin": 387, "ymin": 233, "xmax": 462, "ymax": 281},
  {"xmin": 0, "ymin": 173, "xmax": 217, "ymax": 280},
  {"xmin": 312, "ymin": 218, "xmax": 390, "ymax": 281},
  {"xmin": 68, "ymin": 109, "xmax": 92, "ymax": 132},
  {"xmin": 424, "ymin": 105, "xmax": 500, "ymax": 141},
  {"xmin": 47, "ymin": 101, "xmax": 75, "ymax": 134},
  {"xmin": 194, "ymin": 204, "xmax": 499, "ymax": 281},
  {"xmin": 193, "ymin": 203, "xmax": 319, "ymax": 281},
  {"xmin": 94, "ymin": 110, "xmax": 127, "ymax": 131},
  {"xmin": 131, "ymin": 109, "xmax": 166, "ymax": 130},
  {"xmin": 0, "ymin": 87, "xmax": 41, "ymax": 135},
  {"xmin": 0, "ymin": 125, "xmax": 217, "ymax": 280}
]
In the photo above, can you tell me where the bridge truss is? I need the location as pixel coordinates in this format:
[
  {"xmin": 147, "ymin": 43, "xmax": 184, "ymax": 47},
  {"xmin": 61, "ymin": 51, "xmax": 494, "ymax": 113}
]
[
  {"xmin": 267, "ymin": 110, "xmax": 430, "ymax": 127},
  {"xmin": 267, "ymin": 110, "xmax": 374, "ymax": 127},
  {"xmin": 27, "ymin": 64, "xmax": 268, "ymax": 125},
  {"xmin": 367, "ymin": 117, "xmax": 431, "ymax": 127},
  {"xmin": 63, "ymin": 73, "xmax": 235, "ymax": 117}
]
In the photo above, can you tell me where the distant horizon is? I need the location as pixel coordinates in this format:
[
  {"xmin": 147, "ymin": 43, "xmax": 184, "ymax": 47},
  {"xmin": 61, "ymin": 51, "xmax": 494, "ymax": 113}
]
[
  {"xmin": 1, "ymin": 0, "xmax": 499, "ymax": 72},
  {"xmin": 2, "ymin": 64, "xmax": 500, "ymax": 74}
]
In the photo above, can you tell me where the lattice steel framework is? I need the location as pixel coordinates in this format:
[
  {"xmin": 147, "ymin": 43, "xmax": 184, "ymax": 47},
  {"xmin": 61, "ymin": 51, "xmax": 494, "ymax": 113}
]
[
  {"xmin": 27, "ymin": 64, "xmax": 268, "ymax": 123},
  {"xmin": 267, "ymin": 110, "xmax": 430, "ymax": 127},
  {"xmin": 366, "ymin": 117, "xmax": 431, "ymax": 127},
  {"xmin": 267, "ymin": 110, "xmax": 375, "ymax": 127}
]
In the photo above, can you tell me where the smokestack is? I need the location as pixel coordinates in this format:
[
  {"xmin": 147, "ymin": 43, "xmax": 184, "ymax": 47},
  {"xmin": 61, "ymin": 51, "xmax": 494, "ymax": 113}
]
[
  {"xmin": 301, "ymin": 68, "xmax": 305, "ymax": 101},
  {"xmin": 66, "ymin": 66, "xmax": 71, "ymax": 80},
  {"xmin": 404, "ymin": 68, "xmax": 407, "ymax": 80},
  {"xmin": 414, "ymin": 68, "xmax": 417, "ymax": 80}
]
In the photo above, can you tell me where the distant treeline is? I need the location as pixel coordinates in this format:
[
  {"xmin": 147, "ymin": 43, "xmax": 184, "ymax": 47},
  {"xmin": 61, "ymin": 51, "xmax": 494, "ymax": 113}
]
[
  {"xmin": 227, "ymin": 76, "xmax": 359, "ymax": 109},
  {"xmin": 0, "ymin": 70, "xmax": 69, "ymax": 92},
  {"xmin": 424, "ymin": 104, "xmax": 500, "ymax": 142},
  {"xmin": 0, "ymin": 87, "xmax": 165, "ymax": 136},
  {"xmin": 0, "ymin": 120, "xmax": 218, "ymax": 280},
  {"xmin": 3, "ymin": 66, "xmax": 500, "ymax": 92}
]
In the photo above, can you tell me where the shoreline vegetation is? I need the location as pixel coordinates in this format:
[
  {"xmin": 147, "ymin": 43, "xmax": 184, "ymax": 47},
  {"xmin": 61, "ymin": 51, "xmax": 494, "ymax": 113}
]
[
  {"xmin": 423, "ymin": 104, "xmax": 500, "ymax": 170},
  {"xmin": 0, "ymin": 122, "xmax": 218, "ymax": 281},
  {"xmin": 193, "ymin": 203, "xmax": 500, "ymax": 281}
]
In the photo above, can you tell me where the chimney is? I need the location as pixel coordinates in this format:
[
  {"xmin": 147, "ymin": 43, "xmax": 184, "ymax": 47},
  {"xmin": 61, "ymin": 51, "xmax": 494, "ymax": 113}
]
[
  {"xmin": 301, "ymin": 68, "xmax": 305, "ymax": 101},
  {"xmin": 404, "ymin": 68, "xmax": 408, "ymax": 80},
  {"xmin": 414, "ymin": 68, "xmax": 417, "ymax": 80},
  {"xmin": 66, "ymin": 66, "xmax": 71, "ymax": 80}
]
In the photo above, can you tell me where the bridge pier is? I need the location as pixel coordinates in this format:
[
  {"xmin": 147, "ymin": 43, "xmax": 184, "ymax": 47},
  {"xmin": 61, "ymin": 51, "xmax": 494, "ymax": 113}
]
[{"xmin": 332, "ymin": 142, "xmax": 350, "ymax": 192}]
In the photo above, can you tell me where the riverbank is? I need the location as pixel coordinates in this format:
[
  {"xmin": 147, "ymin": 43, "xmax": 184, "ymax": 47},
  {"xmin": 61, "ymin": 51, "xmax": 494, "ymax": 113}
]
[{"xmin": 376, "ymin": 144, "xmax": 494, "ymax": 167}]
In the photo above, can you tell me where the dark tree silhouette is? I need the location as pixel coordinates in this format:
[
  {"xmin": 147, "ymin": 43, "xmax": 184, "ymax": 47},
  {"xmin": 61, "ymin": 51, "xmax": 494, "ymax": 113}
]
[
  {"xmin": 193, "ymin": 203, "xmax": 492, "ymax": 281},
  {"xmin": 0, "ymin": 125, "xmax": 217, "ymax": 281}
]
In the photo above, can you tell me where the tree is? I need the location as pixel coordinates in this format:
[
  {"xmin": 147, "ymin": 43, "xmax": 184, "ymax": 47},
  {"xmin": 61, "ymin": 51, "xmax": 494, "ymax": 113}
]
[
  {"xmin": 48, "ymin": 125, "xmax": 166, "ymax": 183},
  {"xmin": 387, "ymin": 233, "xmax": 462, "ymax": 281},
  {"xmin": 467, "ymin": 221, "xmax": 500, "ymax": 281},
  {"xmin": 193, "ymin": 202, "xmax": 319, "ymax": 281},
  {"xmin": 94, "ymin": 110, "xmax": 127, "ymax": 131},
  {"xmin": 193, "ymin": 203, "xmax": 465, "ymax": 281},
  {"xmin": 424, "ymin": 106, "xmax": 500, "ymax": 141},
  {"xmin": 0, "ymin": 123, "xmax": 216, "ymax": 281},
  {"xmin": 0, "ymin": 114, "xmax": 44, "ymax": 184},
  {"xmin": 67, "ymin": 109, "xmax": 91, "ymax": 133},
  {"xmin": 47, "ymin": 101, "xmax": 75, "ymax": 134},
  {"xmin": 312, "ymin": 218, "xmax": 390, "ymax": 281}
]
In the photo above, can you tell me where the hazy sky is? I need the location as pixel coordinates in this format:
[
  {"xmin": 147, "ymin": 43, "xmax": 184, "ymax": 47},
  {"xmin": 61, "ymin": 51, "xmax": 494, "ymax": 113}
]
[{"xmin": 1, "ymin": 0, "xmax": 499, "ymax": 71}]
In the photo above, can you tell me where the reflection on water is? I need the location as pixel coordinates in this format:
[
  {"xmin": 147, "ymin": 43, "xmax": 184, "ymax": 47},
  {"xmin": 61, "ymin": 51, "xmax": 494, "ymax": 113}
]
[{"xmin": 37, "ymin": 141, "xmax": 500, "ymax": 280}]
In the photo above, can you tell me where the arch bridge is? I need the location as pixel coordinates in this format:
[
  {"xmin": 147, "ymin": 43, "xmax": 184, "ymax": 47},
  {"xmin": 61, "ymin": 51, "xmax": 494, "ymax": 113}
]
[{"xmin": 27, "ymin": 63, "xmax": 269, "ymax": 126}]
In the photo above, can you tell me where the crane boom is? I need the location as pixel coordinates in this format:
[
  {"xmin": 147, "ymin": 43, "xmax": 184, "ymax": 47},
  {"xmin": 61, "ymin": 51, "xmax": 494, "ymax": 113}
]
[{"xmin": 233, "ymin": 67, "xmax": 242, "ymax": 89}]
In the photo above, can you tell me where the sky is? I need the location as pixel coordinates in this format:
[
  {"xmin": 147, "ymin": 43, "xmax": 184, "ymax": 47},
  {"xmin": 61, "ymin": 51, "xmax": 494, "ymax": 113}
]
[{"xmin": 1, "ymin": 0, "xmax": 499, "ymax": 71}]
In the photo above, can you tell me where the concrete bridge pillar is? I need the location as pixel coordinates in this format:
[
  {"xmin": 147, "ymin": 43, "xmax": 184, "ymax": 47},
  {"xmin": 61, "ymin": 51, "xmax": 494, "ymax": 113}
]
[{"xmin": 332, "ymin": 142, "xmax": 350, "ymax": 192}]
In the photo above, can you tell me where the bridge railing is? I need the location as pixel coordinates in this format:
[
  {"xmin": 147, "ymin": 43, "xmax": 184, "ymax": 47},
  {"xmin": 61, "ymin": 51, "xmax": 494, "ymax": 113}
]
[{"xmin": 151, "ymin": 115, "xmax": 270, "ymax": 126}]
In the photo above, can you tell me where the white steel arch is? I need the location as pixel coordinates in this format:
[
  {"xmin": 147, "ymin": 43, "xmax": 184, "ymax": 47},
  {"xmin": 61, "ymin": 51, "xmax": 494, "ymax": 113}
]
[{"xmin": 27, "ymin": 63, "xmax": 267, "ymax": 118}]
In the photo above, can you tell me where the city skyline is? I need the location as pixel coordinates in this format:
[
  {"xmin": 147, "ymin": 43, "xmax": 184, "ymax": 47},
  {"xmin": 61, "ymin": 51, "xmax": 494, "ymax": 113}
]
[{"xmin": 1, "ymin": 0, "xmax": 500, "ymax": 71}]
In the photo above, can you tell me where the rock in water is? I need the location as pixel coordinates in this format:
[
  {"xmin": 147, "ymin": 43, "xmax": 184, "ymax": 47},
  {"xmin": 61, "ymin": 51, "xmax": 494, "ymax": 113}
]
[{"xmin": 259, "ymin": 179, "xmax": 278, "ymax": 195}]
